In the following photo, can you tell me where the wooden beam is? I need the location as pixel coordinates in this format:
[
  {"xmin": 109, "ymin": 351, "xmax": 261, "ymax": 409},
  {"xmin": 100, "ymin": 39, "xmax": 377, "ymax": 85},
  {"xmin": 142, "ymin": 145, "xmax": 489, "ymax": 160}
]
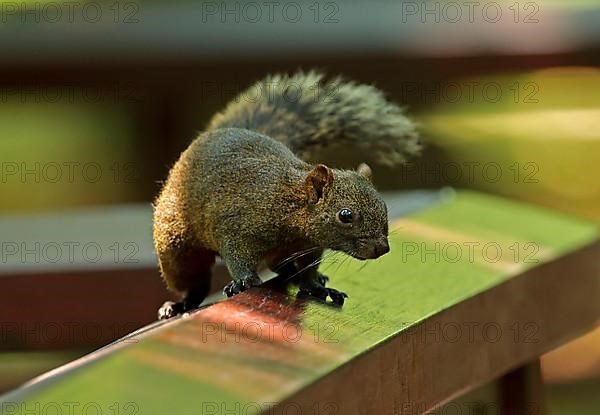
[{"xmin": 1, "ymin": 191, "xmax": 598, "ymax": 413}]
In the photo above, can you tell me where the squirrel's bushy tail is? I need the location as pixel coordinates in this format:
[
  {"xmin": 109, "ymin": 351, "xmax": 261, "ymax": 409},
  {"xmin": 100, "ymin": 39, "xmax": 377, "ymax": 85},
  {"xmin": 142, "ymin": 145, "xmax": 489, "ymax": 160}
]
[{"xmin": 207, "ymin": 71, "xmax": 421, "ymax": 166}]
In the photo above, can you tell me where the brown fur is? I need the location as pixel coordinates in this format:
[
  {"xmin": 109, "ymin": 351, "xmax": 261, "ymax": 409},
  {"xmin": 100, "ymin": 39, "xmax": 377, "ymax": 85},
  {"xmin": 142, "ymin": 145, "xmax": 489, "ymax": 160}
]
[{"xmin": 153, "ymin": 72, "xmax": 419, "ymax": 317}]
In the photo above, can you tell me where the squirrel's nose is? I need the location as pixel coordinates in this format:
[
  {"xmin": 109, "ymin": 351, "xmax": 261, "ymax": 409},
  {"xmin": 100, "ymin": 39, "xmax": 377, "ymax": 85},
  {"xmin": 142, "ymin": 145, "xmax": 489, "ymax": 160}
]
[{"xmin": 374, "ymin": 239, "xmax": 390, "ymax": 257}]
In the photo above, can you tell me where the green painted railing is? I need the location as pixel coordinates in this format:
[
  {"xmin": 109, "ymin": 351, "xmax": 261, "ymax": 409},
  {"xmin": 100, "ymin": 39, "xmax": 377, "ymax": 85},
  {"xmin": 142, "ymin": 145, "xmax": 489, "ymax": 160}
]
[{"xmin": 2, "ymin": 190, "xmax": 598, "ymax": 414}]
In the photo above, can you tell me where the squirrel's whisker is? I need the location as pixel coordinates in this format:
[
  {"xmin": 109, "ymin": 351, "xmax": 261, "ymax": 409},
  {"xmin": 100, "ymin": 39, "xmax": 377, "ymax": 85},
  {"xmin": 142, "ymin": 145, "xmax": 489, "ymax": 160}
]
[
  {"xmin": 334, "ymin": 253, "xmax": 353, "ymax": 275},
  {"xmin": 319, "ymin": 254, "xmax": 344, "ymax": 272},
  {"xmin": 272, "ymin": 247, "xmax": 323, "ymax": 272},
  {"xmin": 283, "ymin": 257, "xmax": 324, "ymax": 282}
]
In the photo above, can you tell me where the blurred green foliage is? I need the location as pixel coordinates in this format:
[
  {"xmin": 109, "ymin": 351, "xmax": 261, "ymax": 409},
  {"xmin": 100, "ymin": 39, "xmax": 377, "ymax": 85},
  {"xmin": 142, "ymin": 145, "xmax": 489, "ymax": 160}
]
[
  {"xmin": 0, "ymin": 94, "xmax": 140, "ymax": 213},
  {"xmin": 418, "ymin": 67, "xmax": 600, "ymax": 222}
]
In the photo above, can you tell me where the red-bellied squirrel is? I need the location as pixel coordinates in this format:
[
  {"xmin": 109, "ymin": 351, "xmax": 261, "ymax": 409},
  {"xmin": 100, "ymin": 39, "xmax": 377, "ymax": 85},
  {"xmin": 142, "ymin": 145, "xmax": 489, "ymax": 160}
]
[{"xmin": 153, "ymin": 71, "xmax": 421, "ymax": 319}]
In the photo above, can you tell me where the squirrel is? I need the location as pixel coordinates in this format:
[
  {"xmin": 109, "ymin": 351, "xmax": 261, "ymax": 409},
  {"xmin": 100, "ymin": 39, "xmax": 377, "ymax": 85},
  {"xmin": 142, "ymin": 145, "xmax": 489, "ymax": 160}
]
[{"xmin": 153, "ymin": 71, "xmax": 420, "ymax": 319}]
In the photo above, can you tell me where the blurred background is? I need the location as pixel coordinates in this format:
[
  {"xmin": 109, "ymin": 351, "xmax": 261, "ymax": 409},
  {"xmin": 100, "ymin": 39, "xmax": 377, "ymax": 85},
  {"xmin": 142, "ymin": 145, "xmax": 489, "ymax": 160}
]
[{"xmin": 1, "ymin": 0, "xmax": 599, "ymax": 412}]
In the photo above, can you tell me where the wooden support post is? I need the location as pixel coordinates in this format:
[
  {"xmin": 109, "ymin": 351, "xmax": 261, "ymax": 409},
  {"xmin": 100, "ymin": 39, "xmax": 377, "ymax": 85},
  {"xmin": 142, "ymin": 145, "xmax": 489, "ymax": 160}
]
[{"xmin": 499, "ymin": 360, "xmax": 546, "ymax": 415}]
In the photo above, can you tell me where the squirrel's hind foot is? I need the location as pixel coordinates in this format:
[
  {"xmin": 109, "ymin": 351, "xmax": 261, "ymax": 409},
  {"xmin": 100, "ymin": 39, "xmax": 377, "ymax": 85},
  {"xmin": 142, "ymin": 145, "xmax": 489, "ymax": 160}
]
[
  {"xmin": 157, "ymin": 291, "xmax": 206, "ymax": 320},
  {"xmin": 158, "ymin": 301, "xmax": 184, "ymax": 320},
  {"xmin": 157, "ymin": 299, "xmax": 204, "ymax": 320}
]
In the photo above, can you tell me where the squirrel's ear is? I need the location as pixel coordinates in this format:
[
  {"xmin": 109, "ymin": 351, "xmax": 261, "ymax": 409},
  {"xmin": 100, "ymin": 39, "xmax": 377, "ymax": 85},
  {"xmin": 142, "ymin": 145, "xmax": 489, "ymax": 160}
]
[
  {"xmin": 357, "ymin": 163, "xmax": 373, "ymax": 182},
  {"xmin": 305, "ymin": 164, "xmax": 334, "ymax": 203}
]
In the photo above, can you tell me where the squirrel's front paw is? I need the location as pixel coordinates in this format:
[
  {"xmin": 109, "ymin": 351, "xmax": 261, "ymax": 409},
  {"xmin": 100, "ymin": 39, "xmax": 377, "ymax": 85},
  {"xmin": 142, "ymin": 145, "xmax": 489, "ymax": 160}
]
[
  {"xmin": 298, "ymin": 286, "xmax": 348, "ymax": 306},
  {"xmin": 223, "ymin": 275, "xmax": 262, "ymax": 297},
  {"xmin": 326, "ymin": 288, "xmax": 348, "ymax": 306}
]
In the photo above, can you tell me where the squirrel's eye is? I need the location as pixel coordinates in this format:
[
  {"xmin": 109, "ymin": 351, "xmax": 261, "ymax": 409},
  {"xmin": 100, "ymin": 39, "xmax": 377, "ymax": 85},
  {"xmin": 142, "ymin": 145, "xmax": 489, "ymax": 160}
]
[{"xmin": 337, "ymin": 208, "xmax": 353, "ymax": 224}]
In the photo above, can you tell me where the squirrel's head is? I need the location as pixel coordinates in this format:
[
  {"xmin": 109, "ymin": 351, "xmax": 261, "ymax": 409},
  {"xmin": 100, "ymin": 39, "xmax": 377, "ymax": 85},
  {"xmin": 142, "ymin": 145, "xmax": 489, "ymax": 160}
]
[{"xmin": 303, "ymin": 163, "xmax": 390, "ymax": 260}]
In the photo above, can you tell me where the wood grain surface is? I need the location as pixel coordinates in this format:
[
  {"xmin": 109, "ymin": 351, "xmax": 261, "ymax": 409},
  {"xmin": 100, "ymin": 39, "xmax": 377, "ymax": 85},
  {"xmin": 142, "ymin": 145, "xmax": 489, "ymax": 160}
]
[{"xmin": 1, "ymin": 190, "xmax": 598, "ymax": 415}]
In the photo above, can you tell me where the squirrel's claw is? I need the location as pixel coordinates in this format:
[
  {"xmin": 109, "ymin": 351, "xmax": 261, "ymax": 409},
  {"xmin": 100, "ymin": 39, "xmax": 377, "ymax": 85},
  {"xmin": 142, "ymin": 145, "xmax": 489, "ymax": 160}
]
[
  {"xmin": 223, "ymin": 281, "xmax": 240, "ymax": 297},
  {"xmin": 327, "ymin": 288, "xmax": 348, "ymax": 306},
  {"xmin": 298, "ymin": 286, "xmax": 348, "ymax": 306},
  {"xmin": 223, "ymin": 275, "xmax": 262, "ymax": 297},
  {"xmin": 316, "ymin": 274, "xmax": 330, "ymax": 286}
]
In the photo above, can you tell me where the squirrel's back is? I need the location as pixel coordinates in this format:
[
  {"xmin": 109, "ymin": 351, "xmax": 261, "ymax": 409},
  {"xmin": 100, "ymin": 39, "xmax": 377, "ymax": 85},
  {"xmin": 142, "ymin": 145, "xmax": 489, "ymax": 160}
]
[{"xmin": 154, "ymin": 127, "xmax": 308, "ymax": 252}]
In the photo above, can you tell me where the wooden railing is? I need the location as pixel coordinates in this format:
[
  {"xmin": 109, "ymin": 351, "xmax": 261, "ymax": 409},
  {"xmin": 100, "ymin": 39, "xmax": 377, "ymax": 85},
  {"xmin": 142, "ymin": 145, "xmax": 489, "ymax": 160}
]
[{"xmin": 1, "ymin": 190, "xmax": 599, "ymax": 414}]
